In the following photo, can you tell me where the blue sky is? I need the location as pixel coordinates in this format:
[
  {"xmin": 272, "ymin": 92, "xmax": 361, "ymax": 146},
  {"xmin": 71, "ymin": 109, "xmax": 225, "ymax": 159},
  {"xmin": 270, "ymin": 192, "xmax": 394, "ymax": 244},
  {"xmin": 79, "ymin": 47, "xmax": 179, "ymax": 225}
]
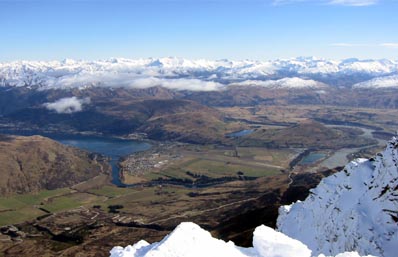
[{"xmin": 1, "ymin": 0, "xmax": 397, "ymax": 61}]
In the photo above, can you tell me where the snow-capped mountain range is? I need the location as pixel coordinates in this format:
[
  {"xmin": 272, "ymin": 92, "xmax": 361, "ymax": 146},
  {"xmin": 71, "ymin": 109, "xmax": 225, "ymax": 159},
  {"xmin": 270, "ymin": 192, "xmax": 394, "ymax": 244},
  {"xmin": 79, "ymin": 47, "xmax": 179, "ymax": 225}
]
[
  {"xmin": 277, "ymin": 137, "xmax": 398, "ymax": 257},
  {"xmin": 353, "ymin": 75, "xmax": 398, "ymax": 89},
  {"xmin": 111, "ymin": 138, "xmax": 398, "ymax": 257},
  {"xmin": 1, "ymin": 57, "xmax": 397, "ymax": 91}
]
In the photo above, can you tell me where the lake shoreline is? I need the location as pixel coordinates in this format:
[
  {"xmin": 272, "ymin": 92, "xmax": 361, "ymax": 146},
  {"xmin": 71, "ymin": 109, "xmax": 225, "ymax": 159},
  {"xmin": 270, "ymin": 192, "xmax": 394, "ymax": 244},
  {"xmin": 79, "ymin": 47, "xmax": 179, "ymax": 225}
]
[{"xmin": 0, "ymin": 129, "xmax": 153, "ymax": 187}]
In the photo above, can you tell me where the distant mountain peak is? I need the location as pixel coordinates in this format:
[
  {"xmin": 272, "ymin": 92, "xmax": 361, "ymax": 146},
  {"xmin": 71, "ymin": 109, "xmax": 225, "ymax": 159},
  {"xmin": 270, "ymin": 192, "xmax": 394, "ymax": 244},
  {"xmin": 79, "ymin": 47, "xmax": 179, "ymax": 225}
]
[
  {"xmin": 353, "ymin": 75, "xmax": 398, "ymax": 89},
  {"xmin": 0, "ymin": 57, "xmax": 397, "ymax": 91}
]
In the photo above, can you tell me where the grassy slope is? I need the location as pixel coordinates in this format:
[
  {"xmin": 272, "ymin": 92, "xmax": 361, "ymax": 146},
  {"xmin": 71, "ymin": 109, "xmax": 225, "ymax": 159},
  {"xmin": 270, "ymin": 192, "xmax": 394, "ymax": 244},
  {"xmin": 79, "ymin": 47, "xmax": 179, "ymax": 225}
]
[
  {"xmin": 0, "ymin": 135, "xmax": 108, "ymax": 196},
  {"xmin": 238, "ymin": 120, "xmax": 376, "ymax": 149}
]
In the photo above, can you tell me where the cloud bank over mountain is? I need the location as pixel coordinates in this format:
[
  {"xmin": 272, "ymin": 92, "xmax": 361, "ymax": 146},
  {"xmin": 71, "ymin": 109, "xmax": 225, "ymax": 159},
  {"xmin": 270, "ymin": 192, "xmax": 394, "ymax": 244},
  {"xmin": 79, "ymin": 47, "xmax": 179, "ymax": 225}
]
[
  {"xmin": 109, "ymin": 222, "xmax": 372, "ymax": 257},
  {"xmin": 230, "ymin": 77, "xmax": 326, "ymax": 89},
  {"xmin": 1, "ymin": 57, "xmax": 397, "ymax": 92}
]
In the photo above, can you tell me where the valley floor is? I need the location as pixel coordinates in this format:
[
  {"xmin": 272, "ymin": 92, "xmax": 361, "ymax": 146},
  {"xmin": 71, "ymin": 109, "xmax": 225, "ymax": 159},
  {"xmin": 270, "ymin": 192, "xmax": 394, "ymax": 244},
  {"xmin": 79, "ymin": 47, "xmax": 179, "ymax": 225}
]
[{"xmin": 0, "ymin": 104, "xmax": 395, "ymax": 256}]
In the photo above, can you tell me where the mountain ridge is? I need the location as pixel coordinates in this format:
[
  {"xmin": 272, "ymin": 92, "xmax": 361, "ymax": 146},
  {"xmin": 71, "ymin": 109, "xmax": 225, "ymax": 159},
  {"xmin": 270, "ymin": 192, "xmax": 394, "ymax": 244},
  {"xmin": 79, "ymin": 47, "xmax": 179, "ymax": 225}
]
[
  {"xmin": 110, "ymin": 138, "xmax": 398, "ymax": 257},
  {"xmin": 109, "ymin": 222, "xmax": 373, "ymax": 257},
  {"xmin": 277, "ymin": 137, "xmax": 398, "ymax": 256},
  {"xmin": 0, "ymin": 134, "xmax": 110, "ymax": 195},
  {"xmin": 1, "ymin": 57, "xmax": 397, "ymax": 91}
]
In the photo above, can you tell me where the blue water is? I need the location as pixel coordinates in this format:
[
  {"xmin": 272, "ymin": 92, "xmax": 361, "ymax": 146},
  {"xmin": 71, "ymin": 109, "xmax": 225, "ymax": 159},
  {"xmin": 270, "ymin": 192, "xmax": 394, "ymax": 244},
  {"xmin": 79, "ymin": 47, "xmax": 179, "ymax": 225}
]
[
  {"xmin": 0, "ymin": 130, "xmax": 151, "ymax": 187},
  {"xmin": 299, "ymin": 153, "xmax": 326, "ymax": 165},
  {"xmin": 55, "ymin": 136, "xmax": 151, "ymax": 186},
  {"xmin": 226, "ymin": 129, "xmax": 254, "ymax": 138}
]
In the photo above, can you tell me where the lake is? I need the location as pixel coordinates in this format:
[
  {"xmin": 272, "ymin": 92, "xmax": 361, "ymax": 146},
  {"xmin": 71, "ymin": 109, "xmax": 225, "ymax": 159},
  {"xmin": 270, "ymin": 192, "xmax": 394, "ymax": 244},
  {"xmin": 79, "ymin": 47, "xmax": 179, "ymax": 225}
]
[
  {"xmin": 55, "ymin": 136, "xmax": 151, "ymax": 186},
  {"xmin": 299, "ymin": 152, "xmax": 326, "ymax": 165},
  {"xmin": 226, "ymin": 129, "xmax": 254, "ymax": 138},
  {"xmin": 0, "ymin": 130, "xmax": 151, "ymax": 187}
]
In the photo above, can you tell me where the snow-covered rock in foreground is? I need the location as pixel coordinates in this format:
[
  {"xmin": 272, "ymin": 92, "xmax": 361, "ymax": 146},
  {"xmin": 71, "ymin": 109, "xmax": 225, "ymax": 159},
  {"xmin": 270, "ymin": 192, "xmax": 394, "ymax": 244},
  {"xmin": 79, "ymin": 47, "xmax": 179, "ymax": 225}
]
[
  {"xmin": 278, "ymin": 137, "xmax": 398, "ymax": 257},
  {"xmin": 109, "ymin": 222, "xmax": 372, "ymax": 257},
  {"xmin": 252, "ymin": 225, "xmax": 311, "ymax": 257}
]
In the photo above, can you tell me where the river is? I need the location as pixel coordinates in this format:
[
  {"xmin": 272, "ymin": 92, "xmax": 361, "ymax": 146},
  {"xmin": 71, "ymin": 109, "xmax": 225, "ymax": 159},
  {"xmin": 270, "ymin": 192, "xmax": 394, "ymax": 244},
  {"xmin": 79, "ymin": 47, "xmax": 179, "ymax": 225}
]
[
  {"xmin": 318, "ymin": 126, "xmax": 387, "ymax": 169},
  {"xmin": 0, "ymin": 130, "xmax": 151, "ymax": 187},
  {"xmin": 226, "ymin": 129, "xmax": 255, "ymax": 138},
  {"xmin": 54, "ymin": 136, "xmax": 151, "ymax": 186},
  {"xmin": 1, "ymin": 124, "xmax": 388, "ymax": 185}
]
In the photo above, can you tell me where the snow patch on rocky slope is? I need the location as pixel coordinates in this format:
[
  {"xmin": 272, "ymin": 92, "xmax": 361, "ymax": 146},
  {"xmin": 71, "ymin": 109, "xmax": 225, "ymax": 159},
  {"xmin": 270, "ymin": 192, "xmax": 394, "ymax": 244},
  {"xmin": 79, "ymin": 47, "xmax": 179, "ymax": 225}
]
[
  {"xmin": 230, "ymin": 77, "xmax": 326, "ymax": 88},
  {"xmin": 353, "ymin": 75, "xmax": 398, "ymax": 88},
  {"xmin": 278, "ymin": 137, "xmax": 398, "ymax": 257}
]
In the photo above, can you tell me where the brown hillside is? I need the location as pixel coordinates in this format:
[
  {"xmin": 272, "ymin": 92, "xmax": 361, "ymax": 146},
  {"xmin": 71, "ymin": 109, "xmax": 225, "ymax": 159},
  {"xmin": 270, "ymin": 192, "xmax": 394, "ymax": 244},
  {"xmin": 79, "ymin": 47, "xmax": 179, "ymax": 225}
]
[
  {"xmin": 0, "ymin": 135, "xmax": 109, "ymax": 196},
  {"xmin": 238, "ymin": 120, "xmax": 376, "ymax": 149}
]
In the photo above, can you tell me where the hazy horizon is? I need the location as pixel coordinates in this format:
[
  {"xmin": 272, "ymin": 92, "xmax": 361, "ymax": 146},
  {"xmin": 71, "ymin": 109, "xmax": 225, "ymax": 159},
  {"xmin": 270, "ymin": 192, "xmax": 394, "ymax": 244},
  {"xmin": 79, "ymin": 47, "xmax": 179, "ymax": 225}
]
[{"xmin": 1, "ymin": 55, "xmax": 398, "ymax": 63}]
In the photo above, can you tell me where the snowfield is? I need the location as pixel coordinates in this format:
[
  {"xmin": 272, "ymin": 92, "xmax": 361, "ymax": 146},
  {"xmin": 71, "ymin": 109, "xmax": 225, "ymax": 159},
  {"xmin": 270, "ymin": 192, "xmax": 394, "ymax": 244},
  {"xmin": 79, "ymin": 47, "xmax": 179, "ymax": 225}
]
[
  {"xmin": 278, "ymin": 137, "xmax": 398, "ymax": 257},
  {"xmin": 109, "ymin": 222, "xmax": 374, "ymax": 257},
  {"xmin": 1, "ymin": 57, "xmax": 397, "ymax": 91}
]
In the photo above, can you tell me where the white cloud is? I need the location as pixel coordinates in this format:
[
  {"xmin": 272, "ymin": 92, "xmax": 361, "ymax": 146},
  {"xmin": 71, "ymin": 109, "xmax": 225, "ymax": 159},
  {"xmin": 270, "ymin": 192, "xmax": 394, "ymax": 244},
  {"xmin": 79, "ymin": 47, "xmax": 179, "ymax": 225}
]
[
  {"xmin": 44, "ymin": 97, "xmax": 90, "ymax": 114},
  {"xmin": 380, "ymin": 43, "xmax": 398, "ymax": 48},
  {"xmin": 330, "ymin": 43, "xmax": 369, "ymax": 47},
  {"xmin": 2, "ymin": 57, "xmax": 397, "ymax": 92},
  {"xmin": 273, "ymin": 0, "xmax": 378, "ymax": 6},
  {"xmin": 157, "ymin": 78, "xmax": 223, "ymax": 91},
  {"xmin": 44, "ymin": 71, "xmax": 223, "ymax": 92},
  {"xmin": 124, "ymin": 76, "xmax": 224, "ymax": 91},
  {"xmin": 331, "ymin": 43, "xmax": 398, "ymax": 48},
  {"xmin": 329, "ymin": 0, "xmax": 378, "ymax": 6},
  {"xmin": 230, "ymin": 77, "xmax": 325, "ymax": 89},
  {"xmin": 272, "ymin": 0, "xmax": 308, "ymax": 5}
]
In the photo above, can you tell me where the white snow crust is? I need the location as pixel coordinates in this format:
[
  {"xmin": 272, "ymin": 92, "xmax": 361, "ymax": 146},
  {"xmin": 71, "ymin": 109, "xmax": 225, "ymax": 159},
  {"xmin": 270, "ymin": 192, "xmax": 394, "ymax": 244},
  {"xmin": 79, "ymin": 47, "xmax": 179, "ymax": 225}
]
[
  {"xmin": 278, "ymin": 137, "xmax": 398, "ymax": 257},
  {"xmin": 230, "ymin": 77, "xmax": 326, "ymax": 88},
  {"xmin": 109, "ymin": 222, "xmax": 374, "ymax": 257},
  {"xmin": 1, "ymin": 57, "xmax": 397, "ymax": 91}
]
